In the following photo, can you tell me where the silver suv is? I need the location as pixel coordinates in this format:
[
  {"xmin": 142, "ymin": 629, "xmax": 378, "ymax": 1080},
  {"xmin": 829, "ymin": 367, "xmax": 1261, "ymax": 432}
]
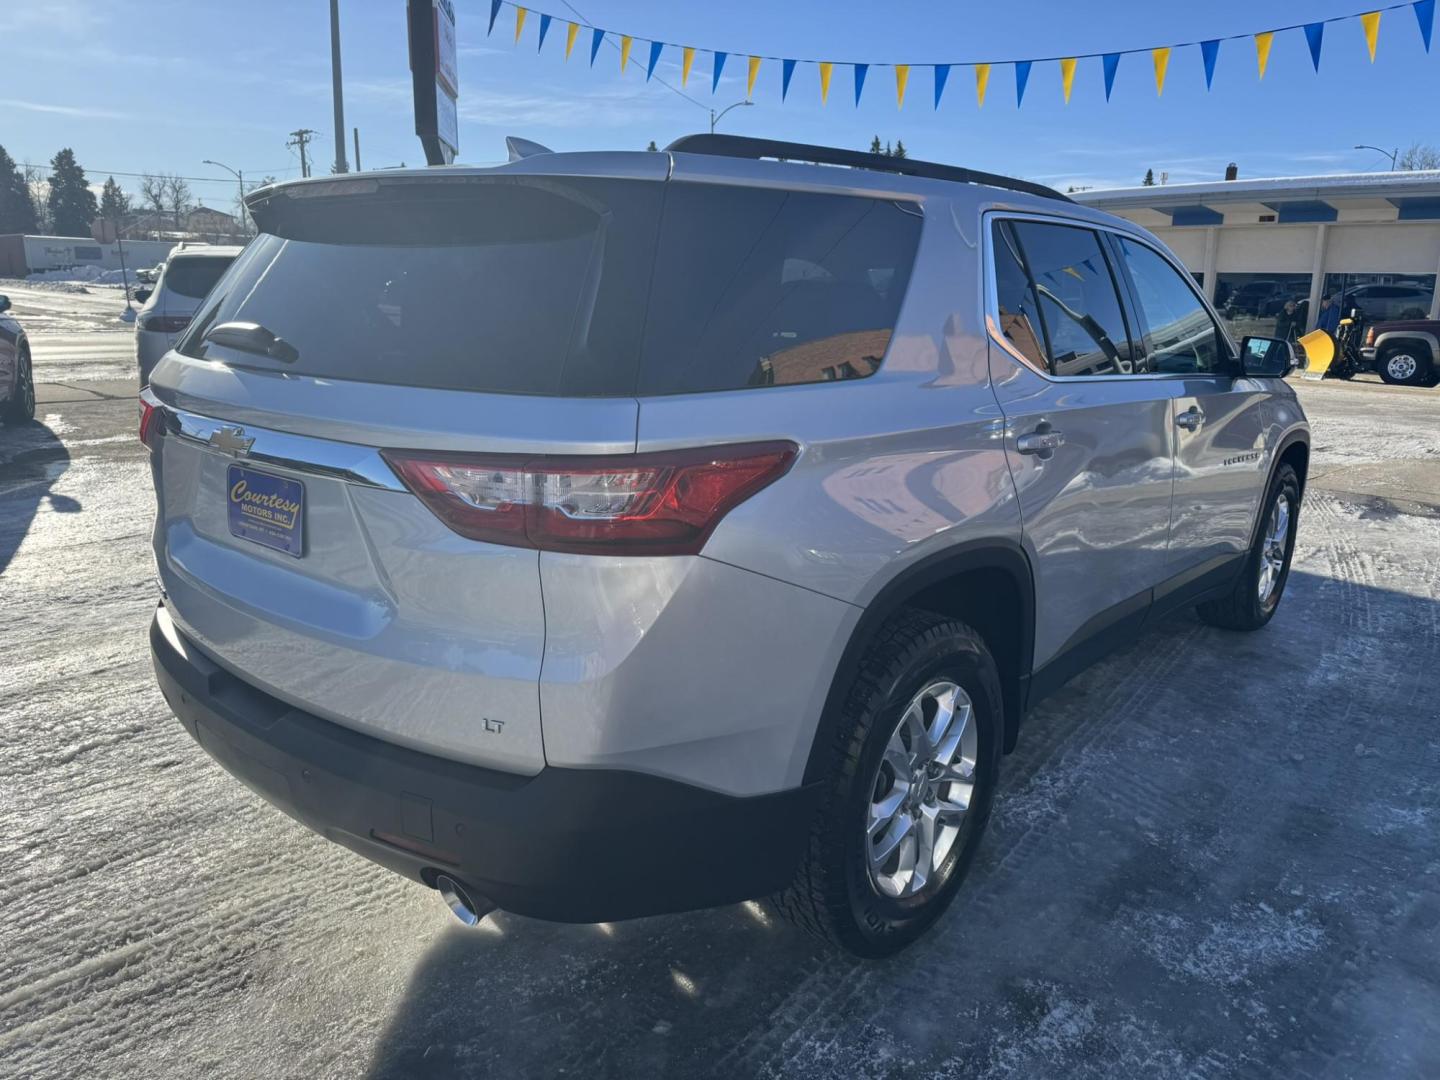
[{"xmin": 141, "ymin": 136, "xmax": 1309, "ymax": 957}]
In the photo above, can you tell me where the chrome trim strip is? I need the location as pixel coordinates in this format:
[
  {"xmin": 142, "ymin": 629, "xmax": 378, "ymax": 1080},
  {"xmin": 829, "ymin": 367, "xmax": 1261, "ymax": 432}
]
[{"xmin": 164, "ymin": 405, "xmax": 406, "ymax": 491}]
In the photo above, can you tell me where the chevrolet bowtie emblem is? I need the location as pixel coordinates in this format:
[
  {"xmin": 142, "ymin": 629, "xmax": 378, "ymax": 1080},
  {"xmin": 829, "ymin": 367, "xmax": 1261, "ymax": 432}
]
[{"xmin": 208, "ymin": 426, "xmax": 255, "ymax": 456}]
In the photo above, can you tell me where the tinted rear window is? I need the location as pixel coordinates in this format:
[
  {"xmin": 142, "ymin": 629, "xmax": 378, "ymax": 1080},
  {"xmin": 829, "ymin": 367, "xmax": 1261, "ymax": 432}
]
[
  {"xmin": 162, "ymin": 256, "xmax": 235, "ymax": 299},
  {"xmin": 179, "ymin": 177, "xmax": 922, "ymax": 396}
]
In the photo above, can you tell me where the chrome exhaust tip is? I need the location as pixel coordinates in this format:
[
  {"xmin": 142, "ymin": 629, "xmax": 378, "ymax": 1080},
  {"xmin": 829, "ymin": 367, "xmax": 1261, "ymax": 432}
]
[{"xmin": 435, "ymin": 873, "xmax": 495, "ymax": 927}]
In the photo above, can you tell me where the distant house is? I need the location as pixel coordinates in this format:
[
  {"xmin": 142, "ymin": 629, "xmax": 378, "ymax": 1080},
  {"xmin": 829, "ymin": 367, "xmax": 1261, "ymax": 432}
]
[{"xmin": 185, "ymin": 206, "xmax": 241, "ymax": 235}]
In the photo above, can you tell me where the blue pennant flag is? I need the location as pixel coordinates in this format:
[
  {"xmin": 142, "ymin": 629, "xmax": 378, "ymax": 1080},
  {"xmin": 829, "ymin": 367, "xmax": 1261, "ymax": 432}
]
[
  {"xmin": 854, "ymin": 63, "xmax": 868, "ymax": 104},
  {"xmin": 933, "ymin": 64, "xmax": 950, "ymax": 108},
  {"xmin": 1102, "ymin": 53, "xmax": 1120, "ymax": 100},
  {"xmin": 537, "ymin": 13, "xmax": 551, "ymax": 51},
  {"xmin": 488, "ymin": 0, "xmax": 502, "ymax": 35},
  {"xmin": 1417, "ymin": 0, "xmax": 1436, "ymax": 51},
  {"xmin": 647, "ymin": 40, "xmax": 663, "ymax": 80},
  {"xmin": 1015, "ymin": 60, "xmax": 1031, "ymax": 107},
  {"xmin": 781, "ymin": 58, "xmax": 797, "ymax": 100},
  {"xmin": 1304, "ymin": 22, "xmax": 1325, "ymax": 71},
  {"xmin": 1201, "ymin": 39, "xmax": 1220, "ymax": 89},
  {"xmin": 712, "ymin": 51, "xmax": 727, "ymax": 91},
  {"xmin": 589, "ymin": 28, "xmax": 605, "ymax": 66}
]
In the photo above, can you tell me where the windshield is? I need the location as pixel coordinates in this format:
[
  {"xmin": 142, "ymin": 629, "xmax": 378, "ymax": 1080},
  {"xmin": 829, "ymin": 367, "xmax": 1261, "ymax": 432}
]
[{"xmin": 179, "ymin": 177, "xmax": 922, "ymax": 396}]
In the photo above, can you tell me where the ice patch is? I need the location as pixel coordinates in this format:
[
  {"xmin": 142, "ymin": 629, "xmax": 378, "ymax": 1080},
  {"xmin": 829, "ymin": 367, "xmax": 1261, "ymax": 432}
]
[{"xmin": 1127, "ymin": 902, "xmax": 1325, "ymax": 986}]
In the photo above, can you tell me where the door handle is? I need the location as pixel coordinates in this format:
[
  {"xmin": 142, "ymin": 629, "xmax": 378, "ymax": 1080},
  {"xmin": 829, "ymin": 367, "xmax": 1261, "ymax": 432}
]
[
  {"xmin": 1015, "ymin": 424, "xmax": 1065, "ymax": 458},
  {"xmin": 1175, "ymin": 406, "xmax": 1205, "ymax": 431}
]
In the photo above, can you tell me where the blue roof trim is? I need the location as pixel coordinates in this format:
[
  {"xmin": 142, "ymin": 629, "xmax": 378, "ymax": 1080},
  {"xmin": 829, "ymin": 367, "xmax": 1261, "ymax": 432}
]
[
  {"xmin": 1168, "ymin": 205, "xmax": 1223, "ymax": 227},
  {"xmin": 1263, "ymin": 200, "xmax": 1337, "ymax": 223},
  {"xmin": 1394, "ymin": 197, "xmax": 1440, "ymax": 220}
]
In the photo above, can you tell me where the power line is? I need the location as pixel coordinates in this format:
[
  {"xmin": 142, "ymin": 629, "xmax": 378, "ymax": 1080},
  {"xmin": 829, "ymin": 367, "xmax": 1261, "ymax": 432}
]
[
  {"xmin": 17, "ymin": 163, "xmax": 298, "ymax": 185},
  {"xmin": 287, "ymin": 129, "xmax": 318, "ymax": 179},
  {"xmin": 555, "ymin": 0, "xmax": 709, "ymax": 112}
]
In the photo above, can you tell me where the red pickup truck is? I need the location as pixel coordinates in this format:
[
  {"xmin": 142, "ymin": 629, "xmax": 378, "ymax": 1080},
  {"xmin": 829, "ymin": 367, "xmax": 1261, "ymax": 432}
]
[{"xmin": 1360, "ymin": 318, "xmax": 1440, "ymax": 387}]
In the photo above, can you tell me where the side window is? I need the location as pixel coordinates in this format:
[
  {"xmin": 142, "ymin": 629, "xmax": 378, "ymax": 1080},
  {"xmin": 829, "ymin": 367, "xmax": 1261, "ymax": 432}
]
[
  {"xmin": 1009, "ymin": 221, "xmax": 1135, "ymax": 377},
  {"xmin": 990, "ymin": 221, "xmax": 1047, "ymax": 371},
  {"xmin": 1115, "ymin": 236, "xmax": 1228, "ymax": 375}
]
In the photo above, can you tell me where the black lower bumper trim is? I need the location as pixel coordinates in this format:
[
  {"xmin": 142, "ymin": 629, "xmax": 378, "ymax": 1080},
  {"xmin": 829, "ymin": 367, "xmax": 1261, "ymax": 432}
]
[{"xmin": 151, "ymin": 608, "xmax": 820, "ymax": 923}]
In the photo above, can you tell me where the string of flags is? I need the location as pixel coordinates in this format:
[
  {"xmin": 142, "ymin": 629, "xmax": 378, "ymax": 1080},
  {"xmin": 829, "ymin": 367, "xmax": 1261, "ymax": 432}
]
[{"xmin": 486, "ymin": 0, "xmax": 1436, "ymax": 107}]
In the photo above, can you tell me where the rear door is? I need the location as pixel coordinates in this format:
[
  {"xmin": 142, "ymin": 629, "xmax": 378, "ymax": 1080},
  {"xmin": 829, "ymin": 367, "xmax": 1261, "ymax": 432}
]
[
  {"xmin": 986, "ymin": 216, "xmax": 1176, "ymax": 681},
  {"xmin": 1109, "ymin": 233, "xmax": 1268, "ymax": 589},
  {"xmin": 147, "ymin": 166, "xmax": 666, "ymax": 774}
]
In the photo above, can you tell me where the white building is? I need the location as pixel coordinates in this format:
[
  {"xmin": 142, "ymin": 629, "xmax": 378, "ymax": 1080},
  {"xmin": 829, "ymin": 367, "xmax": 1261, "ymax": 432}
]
[
  {"xmin": 1074, "ymin": 171, "xmax": 1440, "ymax": 335},
  {"xmin": 0, "ymin": 234, "xmax": 179, "ymax": 277}
]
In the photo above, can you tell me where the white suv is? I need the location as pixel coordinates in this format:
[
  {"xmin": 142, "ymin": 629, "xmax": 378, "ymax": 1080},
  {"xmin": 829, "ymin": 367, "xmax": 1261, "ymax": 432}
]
[{"xmin": 135, "ymin": 246, "xmax": 242, "ymax": 383}]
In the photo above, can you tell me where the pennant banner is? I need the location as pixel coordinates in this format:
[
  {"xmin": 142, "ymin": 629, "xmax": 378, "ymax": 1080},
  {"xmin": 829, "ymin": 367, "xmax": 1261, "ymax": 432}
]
[{"xmin": 486, "ymin": 2, "xmax": 1424, "ymax": 111}]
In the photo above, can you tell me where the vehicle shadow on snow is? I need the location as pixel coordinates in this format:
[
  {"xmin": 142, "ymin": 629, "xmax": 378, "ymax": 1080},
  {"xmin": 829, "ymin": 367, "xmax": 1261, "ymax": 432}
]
[
  {"xmin": 0, "ymin": 420, "xmax": 80, "ymax": 577},
  {"xmin": 363, "ymin": 563, "xmax": 1440, "ymax": 1080}
]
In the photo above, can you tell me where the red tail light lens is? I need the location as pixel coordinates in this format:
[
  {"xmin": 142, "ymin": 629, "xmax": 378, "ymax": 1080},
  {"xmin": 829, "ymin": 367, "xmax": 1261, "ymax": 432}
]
[
  {"xmin": 138, "ymin": 393, "xmax": 163, "ymax": 448},
  {"xmin": 382, "ymin": 442, "xmax": 798, "ymax": 556},
  {"xmin": 137, "ymin": 312, "xmax": 192, "ymax": 334}
]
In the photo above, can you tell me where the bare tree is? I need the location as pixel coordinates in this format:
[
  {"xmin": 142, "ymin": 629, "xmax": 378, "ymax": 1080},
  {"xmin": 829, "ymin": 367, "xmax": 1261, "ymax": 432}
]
[
  {"xmin": 163, "ymin": 174, "xmax": 191, "ymax": 231},
  {"xmin": 23, "ymin": 164, "xmax": 50, "ymax": 232},
  {"xmin": 140, "ymin": 173, "xmax": 167, "ymax": 231},
  {"xmin": 1398, "ymin": 143, "xmax": 1440, "ymax": 171}
]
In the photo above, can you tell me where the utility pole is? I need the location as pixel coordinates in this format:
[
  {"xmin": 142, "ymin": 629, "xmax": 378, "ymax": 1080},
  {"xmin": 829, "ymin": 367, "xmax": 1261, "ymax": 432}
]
[
  {"xmin": 288, "ymin": 129, "xmax": 317, "ymax": 178},
  {"xmin": 330, "ymin": 0, "xmax": 349, "ymax": 173}
]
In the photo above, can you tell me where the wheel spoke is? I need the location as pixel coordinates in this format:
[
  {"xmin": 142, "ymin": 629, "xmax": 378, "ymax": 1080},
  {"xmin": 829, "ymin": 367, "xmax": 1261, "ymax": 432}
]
[
  {"xmin": 933, "ymin": 702, "xmax": 971, "ymax": 765},
  {"xmin": 913, "ymin": 805, "xmax": 939, "ymax": 887},
  {"xmin": 870, "ymin": 812, "xmax": 913, "ymax": 868},
  {"xmin": 868, "ymin": 785, "xmax": 908, "ymax": 838},
  {"xmin": 902, "ymin": 699, "xmax": 929, "ymax": 757}
]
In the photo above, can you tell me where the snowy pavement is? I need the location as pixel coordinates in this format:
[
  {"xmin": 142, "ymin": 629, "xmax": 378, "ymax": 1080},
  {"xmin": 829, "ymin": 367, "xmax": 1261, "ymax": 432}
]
[{"xmin": 1, "ymin": 313, "xmax": 1438, "ymax": 1078}]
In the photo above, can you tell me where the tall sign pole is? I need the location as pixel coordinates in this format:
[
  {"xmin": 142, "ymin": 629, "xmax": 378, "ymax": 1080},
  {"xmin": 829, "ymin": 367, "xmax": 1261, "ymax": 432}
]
[
  {"xmin": 407, "ymin": 0, "xmax": 458, "ymax": 165},
  {"xmin": 330, "ymin": 0, "xmax": 349, "ymax": 173}
]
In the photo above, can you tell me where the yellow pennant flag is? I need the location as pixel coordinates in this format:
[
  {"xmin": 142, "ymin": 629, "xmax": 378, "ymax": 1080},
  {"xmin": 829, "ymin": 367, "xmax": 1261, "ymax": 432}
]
[
  {"xmin": 620, "ymin": 35, "xmax": 632, "ymax": 72},
  {"xmin": 1255, "ymin": 31, "xmax": 1274, "ymax": 78},
  {"xmin": 895, "ymin": 64, "xmax": 910, "ymax": 108},
  {"xmin": 1059, "ymin": 57, "xmax": 1076, "ymax": 103},
  {"xmin": 1361, "ymin": 11, "xmax": 1381, "ymax": 61},
  {"xmin": 565, "ymin": 21, "xmax": 579, "ymax": 60},
  {"xmin": 514, "ymin": 7, "xmax": 527, "ymax": 44},
  {"xmin": 975, "ymin": 63, "xmax": 991, "ymax": 107},
  {"xmin": 819, "ymin": 61, "xmax": 833, "ymax": 104},
  {"xmin": 747, "ymin": 56, "xmax": 762, "ymax": 98},
  {"xmin": 681, "ymin": 46, "xmax": 695, "ymax": 85},
  {"xmin": 1152, "ymin": 46, "xmax": 1171, "ymax": 95}
]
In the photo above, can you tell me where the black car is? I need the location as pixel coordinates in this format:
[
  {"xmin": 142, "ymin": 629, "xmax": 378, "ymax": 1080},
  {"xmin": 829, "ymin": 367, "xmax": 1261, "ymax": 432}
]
[{"xmin": 0, "ymin": 294, "xmax": 35, "ymax": 425}]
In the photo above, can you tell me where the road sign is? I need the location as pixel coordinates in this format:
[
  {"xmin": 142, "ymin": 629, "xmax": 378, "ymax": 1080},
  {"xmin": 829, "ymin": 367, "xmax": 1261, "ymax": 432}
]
[
  {"xmin": 90, "ymin": 218, "xmax": 118, "ymax": 244},
  {"xmin": 408, "ymin": 0, "xmax": 459, "ymax": 165}
]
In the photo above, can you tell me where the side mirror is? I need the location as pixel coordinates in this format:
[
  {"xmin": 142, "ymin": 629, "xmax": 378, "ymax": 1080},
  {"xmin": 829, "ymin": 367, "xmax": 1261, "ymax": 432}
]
[
  {"xmin": 1240, "ymin": 335, "xmax": 1298, "ymax": 378},
  {"xmin": 134, "ymin": 289, "xmax": 153, "ymax": 304},
  {"xmin": 0, "ymin": 294, "xmax": 10, "ymax": 313}
]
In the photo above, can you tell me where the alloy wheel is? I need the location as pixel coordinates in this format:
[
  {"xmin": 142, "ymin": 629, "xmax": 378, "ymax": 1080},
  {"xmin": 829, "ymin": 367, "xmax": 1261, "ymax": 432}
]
[
  {"xmin": 1257, "ymin": 492, "xmax": 1290, "ymax": 605},
  {"xmin": 865, "ymin": 679, "xmax": 977, "ymax": 899}
]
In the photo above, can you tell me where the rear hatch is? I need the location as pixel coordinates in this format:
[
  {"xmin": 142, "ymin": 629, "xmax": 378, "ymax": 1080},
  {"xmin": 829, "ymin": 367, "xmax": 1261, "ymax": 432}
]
[
  {"xmin": 144, "ymin": 254, "xmax": 236, "ymax": 341},
  {"xmin": 147, "ymin": 160, "xmax": 667, "ymax": 773}
]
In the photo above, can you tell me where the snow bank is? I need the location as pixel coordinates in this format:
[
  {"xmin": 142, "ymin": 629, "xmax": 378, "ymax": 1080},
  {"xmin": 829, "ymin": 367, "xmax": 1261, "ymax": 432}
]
[{"xmin": 27, "ymin": 266, "xmax": 142, "ymax": 288}]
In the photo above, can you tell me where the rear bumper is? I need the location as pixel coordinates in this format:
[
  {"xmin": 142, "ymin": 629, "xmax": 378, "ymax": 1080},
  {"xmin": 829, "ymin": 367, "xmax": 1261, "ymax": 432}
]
[{"xmin": 150, "ymin": 606, "xmax": 821, "ymax": 922}]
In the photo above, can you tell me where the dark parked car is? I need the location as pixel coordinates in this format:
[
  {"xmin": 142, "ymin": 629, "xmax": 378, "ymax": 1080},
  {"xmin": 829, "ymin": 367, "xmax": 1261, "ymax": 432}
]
[
  {"xmin": 0, "ymin": 294, "xmax": 35, "ymax": 425},
  {"xmin": 1360, "ymin": 316, "xmax": 1440, "ymax": 386}
]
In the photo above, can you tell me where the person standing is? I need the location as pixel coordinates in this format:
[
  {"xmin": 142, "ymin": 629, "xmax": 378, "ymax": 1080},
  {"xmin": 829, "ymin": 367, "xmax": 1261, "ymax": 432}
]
[
  {"xmin": 1275, "ymin": 300, "xmax": 1303, "ymax": 341},
  {"xmin": 1317, "ymin": 295, "xmax": 1342, "ymax": 335}
]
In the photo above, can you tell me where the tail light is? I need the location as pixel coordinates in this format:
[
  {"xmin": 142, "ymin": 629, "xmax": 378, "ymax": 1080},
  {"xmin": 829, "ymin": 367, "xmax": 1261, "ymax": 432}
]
[
  {"xmin": 137, "ymin": 312, "xmax": 192, "ymax": 334},
  {"xmin": 382, "ymin": 442, "xmax": 798, "ymax": 556},
  {"xmin": 139, "ymin": 391, "xmax": 164, "ymax": 448},
  {"xmin": 1364, "ymin": 327, "xmax": 1376, "ymax": 347}
]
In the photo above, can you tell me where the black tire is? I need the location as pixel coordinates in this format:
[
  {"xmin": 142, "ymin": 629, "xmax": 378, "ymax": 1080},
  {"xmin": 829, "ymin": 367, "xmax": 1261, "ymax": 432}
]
[
  {"xmin": 1376, "ymin": 343, "xmax": 1433, "ymax": 387},
  {"xmin": 2, "ymin": 347, "xmax": 35, "ymax": 425},
  {"xmin": 771, "ymin": 608, "xmax": 1003, "ymax": 957},
  {"xmin": 1197, "ymin": 463, "xmax": 1301, "ymax": 631}
]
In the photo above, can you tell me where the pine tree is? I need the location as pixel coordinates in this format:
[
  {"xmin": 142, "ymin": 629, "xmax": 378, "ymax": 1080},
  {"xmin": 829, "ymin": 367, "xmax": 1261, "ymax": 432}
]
[
  {"xmin": 869, "ymin": 135, "xmax": 883, "ymax": 154},
  {"xmin": 0, "ymin": 145, "xmax": 39, "ymax": 234},
  {"xmin": 1142, "ymin": 168, "xmax": 1156, "ymax": 186},
  {"xmin": 646, "ymin": 140, "xmax": 658, "ymax": 151},
  {"xmin": 46, "ymin": 148, "xmax": 99, "ymax": 237},
  {"xmin": 100, "ymin": 176, "xmax": 129, "ymax": 222},
  {"xmin": 893, "ymin": 140, "xmax": 907, "ymax": 160}
]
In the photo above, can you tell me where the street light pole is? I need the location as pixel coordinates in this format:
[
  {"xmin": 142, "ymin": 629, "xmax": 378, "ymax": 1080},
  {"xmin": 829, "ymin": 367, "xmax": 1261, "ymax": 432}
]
[
  {"xmin": 1354, "ymin": 144, "xmax": 1398, "ymax": 171},
  {"xmin": 330, "ymin": 0, "xmax": 349, "ymax": 173},
  {"xmin": 202, "ymin": 159, "xmax": 247, "ymax": 233},
  {"xmin": 710, "ymin": 100, "xmax": 754, "ymax": 133}
]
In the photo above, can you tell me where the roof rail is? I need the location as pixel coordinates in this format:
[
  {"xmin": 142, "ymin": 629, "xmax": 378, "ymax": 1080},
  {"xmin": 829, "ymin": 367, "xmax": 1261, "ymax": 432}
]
[{"xmin": 664, "ymin": 133, "xmax": 1072, "ymax": 204}]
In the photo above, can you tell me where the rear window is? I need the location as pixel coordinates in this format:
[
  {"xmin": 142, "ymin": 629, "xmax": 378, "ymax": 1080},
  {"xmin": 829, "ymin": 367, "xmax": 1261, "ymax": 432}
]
[
  {"xmin": 179, "ymin": 177, "xmax": 922, "ymax": 396},
  {"xmin": 161, "ymin": 256, "xmax": 235, "ymax": 300}
]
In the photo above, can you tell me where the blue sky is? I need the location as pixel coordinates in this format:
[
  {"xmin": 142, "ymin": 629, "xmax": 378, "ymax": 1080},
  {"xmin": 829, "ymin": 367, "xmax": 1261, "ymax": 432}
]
[{"xmin": 5, "ymin": 0, "xmax": 1438, "ymax": 210}]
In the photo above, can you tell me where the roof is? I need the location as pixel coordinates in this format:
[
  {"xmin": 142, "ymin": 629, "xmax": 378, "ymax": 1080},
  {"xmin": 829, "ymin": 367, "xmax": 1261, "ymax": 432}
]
[{"xmin": 1073, "ymin": 170, "xmax": 1440, "ymax": 226}]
